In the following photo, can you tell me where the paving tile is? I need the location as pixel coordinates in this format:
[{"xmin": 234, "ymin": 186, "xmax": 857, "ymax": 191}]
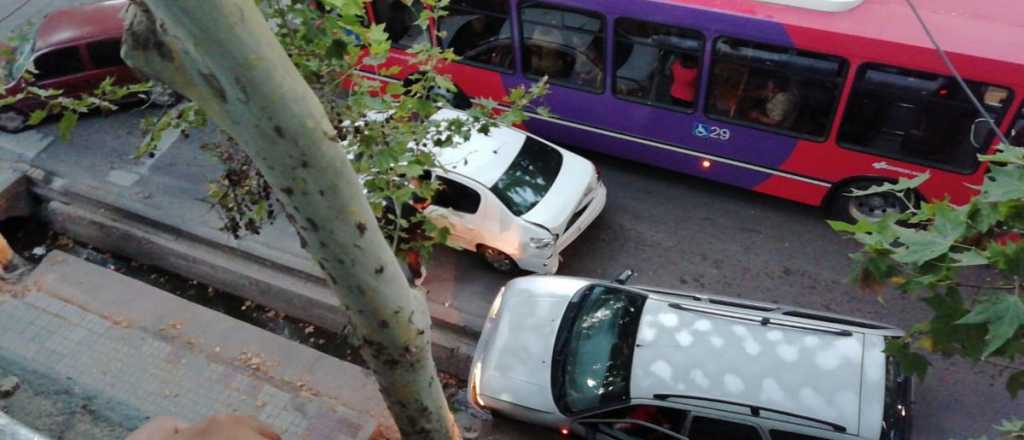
[{"xmin": 0, "ymin": 292, "xmax": 375, "ymax": 440}]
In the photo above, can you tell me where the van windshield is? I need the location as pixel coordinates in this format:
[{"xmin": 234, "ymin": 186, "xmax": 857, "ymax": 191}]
[
  {"xmin": 552, "ymin": 285, "xmax": 646, "ymax": 414},
  {"xmin": 489, "ymin": 137, "xmax": 563, "ymax": 216}
]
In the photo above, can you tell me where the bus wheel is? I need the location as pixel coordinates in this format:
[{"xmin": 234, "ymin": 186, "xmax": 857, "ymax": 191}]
[
  {"xmin": 829, "ymin": 181, "xmax": 914, "ymax": 224},
  {"xmin": 478, "ymin": 245, "xmax": 518, "ymax": 273}
]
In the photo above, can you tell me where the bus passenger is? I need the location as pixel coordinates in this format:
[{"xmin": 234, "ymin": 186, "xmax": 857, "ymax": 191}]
[
  {"xmin": 669, "ymin": 54, "xmax": 699, "ymax": 106},
  {"xmin": 747, "ymin": 76, "xmax": 799, "ymax": 129},
  {"xmin": 529, "ymin": 27, "xmax": 569, "ymax": 78}
]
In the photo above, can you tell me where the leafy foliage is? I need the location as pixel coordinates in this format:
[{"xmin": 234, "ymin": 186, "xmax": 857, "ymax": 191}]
[
  {"xmin": 7, "ymin": 75, "xmax": 154, "ymax": 140},
  {"xmin": 138, "ymin": 0, "xmax": 547, "ymax": 263},
  {"xmin": 964, "ymin": 418, "xmax": 1024, "ymax": 440},
  {"xmin": 831, "ymin": 144, "xmax": 1024, "ymax": 398}
]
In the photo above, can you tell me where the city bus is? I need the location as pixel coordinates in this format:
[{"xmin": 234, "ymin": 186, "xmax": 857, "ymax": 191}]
[{"xmin": 359, "ymin": 0, "xmax": 1024, "ymax": 222}]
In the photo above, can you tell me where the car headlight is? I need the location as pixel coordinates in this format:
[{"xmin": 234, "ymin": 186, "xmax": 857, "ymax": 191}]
[
  {"xmin": 470, "ymin": 360, "xmax": 485, "ymax": 408},
  {"xmin": 529, "ymin": 235, "xmax": 556, "ymax": 249},
  {"xmin": 488, "ymin": 287, "xmax": 505, "ymax": 319}
]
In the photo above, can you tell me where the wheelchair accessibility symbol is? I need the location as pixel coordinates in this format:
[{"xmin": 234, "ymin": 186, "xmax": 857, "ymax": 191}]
[{"xmin": 693, "ymin": 122, "xmax": 731, "ymax": 141}]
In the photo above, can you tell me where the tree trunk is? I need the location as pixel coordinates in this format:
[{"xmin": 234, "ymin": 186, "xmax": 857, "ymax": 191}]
[{"xmin": 120, "ymin": 2, "xmax": 459, "ymax": 439}]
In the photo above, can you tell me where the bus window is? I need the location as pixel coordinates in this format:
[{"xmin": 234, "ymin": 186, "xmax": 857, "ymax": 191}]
[
  {"xmin": 371, "ymin": 0, "xmax": 428, "ymax": 48},
  {"xmin": 706, "ymin": 38, "xmax": 847, "ymax": 140},
  {"xmin": 838, "ymin": 64, "xmax": 1012, "ymax": 174},
  {"xmin": 613, "ymin": 18, "xmax": 704, "ymax": 112},
  {"xmin": 439, "ymin": 0, "xmax": 512, "ymax": 71},
  {"xmin": 519, "ymin": 3, "xmax": 605, "ymax": 92}
]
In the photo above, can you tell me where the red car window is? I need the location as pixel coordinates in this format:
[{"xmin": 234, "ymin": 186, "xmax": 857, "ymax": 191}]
[{"xmin": 34, "ymin": 46, "xmax": 84, "ymax": 81}]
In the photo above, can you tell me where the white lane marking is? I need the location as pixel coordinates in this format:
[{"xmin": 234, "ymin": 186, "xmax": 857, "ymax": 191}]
[
  {"xmin": 105, "ymin": 102, "xmax": 187, "ymax": 187},
  {"xmin": 106, "ymin": 169, "xmax": 141, "ymax": 187},
  {"xmin": 137, "ymin": 125, "xmax": 181, "ymax": 175}
]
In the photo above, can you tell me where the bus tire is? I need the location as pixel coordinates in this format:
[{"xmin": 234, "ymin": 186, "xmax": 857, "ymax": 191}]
[{"xmin": 827, "ymin": 179, "xmax": 915, "ymax": 224}]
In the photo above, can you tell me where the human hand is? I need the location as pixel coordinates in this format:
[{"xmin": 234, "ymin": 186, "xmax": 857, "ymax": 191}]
[{"xmin": 126, "ymin": 414, "xmax": 280, "ymax": 440}]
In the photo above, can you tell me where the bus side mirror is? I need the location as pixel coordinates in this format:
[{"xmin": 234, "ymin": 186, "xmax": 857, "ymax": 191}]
[
  {"xmin": 970, "ymin": 118, "xmax": 993, "ymax": 149},
  {"xmin": 613, "ymin": 269, "xmax": 636, "ymax": 285}
]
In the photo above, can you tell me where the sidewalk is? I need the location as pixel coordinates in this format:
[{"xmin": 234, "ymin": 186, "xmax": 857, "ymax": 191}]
[{"xmin": 0, "ymin": 251, "xmax": 390, "ymax": 439}]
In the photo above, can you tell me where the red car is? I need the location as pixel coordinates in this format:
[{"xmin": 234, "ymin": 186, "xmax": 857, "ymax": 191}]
[{"xmin": 0, "ymin": 0, "xmax": 174, "ymax": 133}]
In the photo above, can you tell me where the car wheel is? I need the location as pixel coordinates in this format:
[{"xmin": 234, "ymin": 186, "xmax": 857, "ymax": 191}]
[
  {"xmin": 0, "ymin": 108, "xmax": 28, "ymax": 133},
  {"xmin": 148, "ymin": 82, "xmax": 180, "ymax": 107},
  {"xmin": 829, "ymin": 180, "xmax": 914, "ymax": 223},
  {"xmin": 478, "ymin": 245, "xmax": 518, "ymax": 273}
]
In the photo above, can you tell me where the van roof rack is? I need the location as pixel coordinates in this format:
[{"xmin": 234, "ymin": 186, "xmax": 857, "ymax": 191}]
[
  {"xmin": 667, "ymin": 302, "xmax": 854, "ymax": 337},
  {"xmin": 652, "ymin": 394, "xmax": 847, "ymax": 433}
]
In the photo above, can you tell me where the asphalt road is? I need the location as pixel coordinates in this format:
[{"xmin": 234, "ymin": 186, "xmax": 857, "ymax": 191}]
[{"xmin": 13, "ymin": 104, "xmax": 1021, "ymax": 438}]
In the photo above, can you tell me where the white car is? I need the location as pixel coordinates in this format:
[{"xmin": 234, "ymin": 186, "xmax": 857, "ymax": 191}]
[
  {"xmin": 422, "ymin": 109, "xmax": 606, "ymax": 273},
  {"xmin": 469, "ymin": 274, "xmax": 914, "ymax": 440}
]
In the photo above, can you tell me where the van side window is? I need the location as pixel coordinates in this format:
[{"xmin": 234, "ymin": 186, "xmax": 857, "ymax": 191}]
[
  {"xmin": 838, "ymin": 64, "xmax": 1012, "ymax": 174},
  {"xmin": 440, "ymin": 0, "xmax": 512, "ymax": 71},
  {"xmin": 582, "ymin": 420, "xmax": 686, "ymax": 440},
  {"xmin": 432, "ymin": 176, "xmax": 481, "ymax": 214},
  {"xmin": 34, "ymin": 47, "xmax": 84, "ymax": 81},
  {"xmin": 88, "ymin": 40, "xmax": 125, "ymax": 70},
  {"xmin": 706, "ymin": 38, "xmax": 846, "ymax": 140},
  {"xmin": 370, "ymin": 0, "xmax": 428, "ymax": 48},
  {"xmin": 686, "ymin": 416, "xmax": 762, "ymax": 440},
  {"xmin": 769, "ymin": 431, "xmax": 826, "ymax": 440},
  {"xmin": 519, "ymin": 3, "xmax": 605, "ymax": 92},
  {"xmin": 614, "ymin": 18, "xmax": 703, "ymax": 112}
]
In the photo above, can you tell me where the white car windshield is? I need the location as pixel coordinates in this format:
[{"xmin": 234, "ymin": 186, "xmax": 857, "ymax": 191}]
[
  {"xmin": 489, "ymin": 137, "xmax": 563, "ymax": 216},
  {"xmin": 552, "ymin": 285, "xmax": 646, "ymax": 414}
]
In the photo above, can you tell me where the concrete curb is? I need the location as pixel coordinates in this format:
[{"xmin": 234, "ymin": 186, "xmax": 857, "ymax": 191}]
[{"xmin": 28, "ymin": 168, "xmax": 477, "ymax": 377}]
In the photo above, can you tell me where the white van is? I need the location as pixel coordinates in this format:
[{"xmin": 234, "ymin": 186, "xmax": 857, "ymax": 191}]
[{"xmin": 469, "ymin": 275, "xmax": 914, "ymax": 439}]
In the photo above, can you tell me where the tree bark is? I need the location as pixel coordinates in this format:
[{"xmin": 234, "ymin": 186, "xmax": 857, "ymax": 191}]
[{"xmin": 120, "ymin": 2, "xmax": 459, "ymax": 439}]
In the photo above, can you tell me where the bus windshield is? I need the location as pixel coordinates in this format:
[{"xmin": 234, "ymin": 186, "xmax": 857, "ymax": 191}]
[
  {"xmin": 489, "ymin": 137, "xmax": 563, "ymax": 216},
  {"xmin": 552, "ymin": 285, "xmax": 646, "ymax": 415}
]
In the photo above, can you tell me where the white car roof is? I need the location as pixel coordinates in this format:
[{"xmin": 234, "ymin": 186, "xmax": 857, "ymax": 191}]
[
  {"xmin": 630, "ymin": 295, "xmax": 890, "ymax": 437},
  {"xmin": 430, "ymin": 109, "xmax": 526, "ymax": 187}
]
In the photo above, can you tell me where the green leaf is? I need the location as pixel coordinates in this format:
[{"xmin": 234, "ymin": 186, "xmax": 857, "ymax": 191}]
[
  {"xmin": 849, "ymin": 250, "xmax": 899, "ymax": 292},
  {"xmin": 845, "ymin": 173, "xmax": 930, "ymax": 197},
  {"xmin": 968, "ymin": 200, "xmax": 1001, "ymax": 233},
  {"xmin": 986, "ymin": 241, "xmax": 1024, "ymax": 277},
  {"xmin": 27, "ymin": 110, "xmax": 48, "ymax": 126},
  {"xmin": 955, "ymin": 292, "xmax": 1024, "ymax": 358},
  {"xmin": 891, "ymin": 203, "xmax": 968, "ymax": 265},
  {"xmin": 949, "ymin": 249, "xmax": 988, "ymax": 266},
  {"xmin": 979, "ymin": 144, "xmax": 1024, "ymax": 165},
  {"xmin": 921, "ymin": 289, "xmax": 987, "ymax": 356},
  {"xmin": 980, "ymin": 165, "xmax": 1024, "ymax": 202},
  {"xmin": 57, "ymin": 111, "xmax": 78, "ymax": 142},
  {"xmin": 883, "ymin": 339, "xmax": 930, "ymax": 380},
  {"xmin": 26, "ymin": 86, "xmax": 62, "ymax": 97},
  {"xmin": 1008, "ymin": 370, "xmax": 1024, "ymax": 399}
]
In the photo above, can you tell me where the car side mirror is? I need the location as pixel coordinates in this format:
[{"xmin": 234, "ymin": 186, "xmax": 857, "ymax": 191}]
[{"xmin": 613, "ymin": 269, "xmax": 636, "ymax": 285}]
